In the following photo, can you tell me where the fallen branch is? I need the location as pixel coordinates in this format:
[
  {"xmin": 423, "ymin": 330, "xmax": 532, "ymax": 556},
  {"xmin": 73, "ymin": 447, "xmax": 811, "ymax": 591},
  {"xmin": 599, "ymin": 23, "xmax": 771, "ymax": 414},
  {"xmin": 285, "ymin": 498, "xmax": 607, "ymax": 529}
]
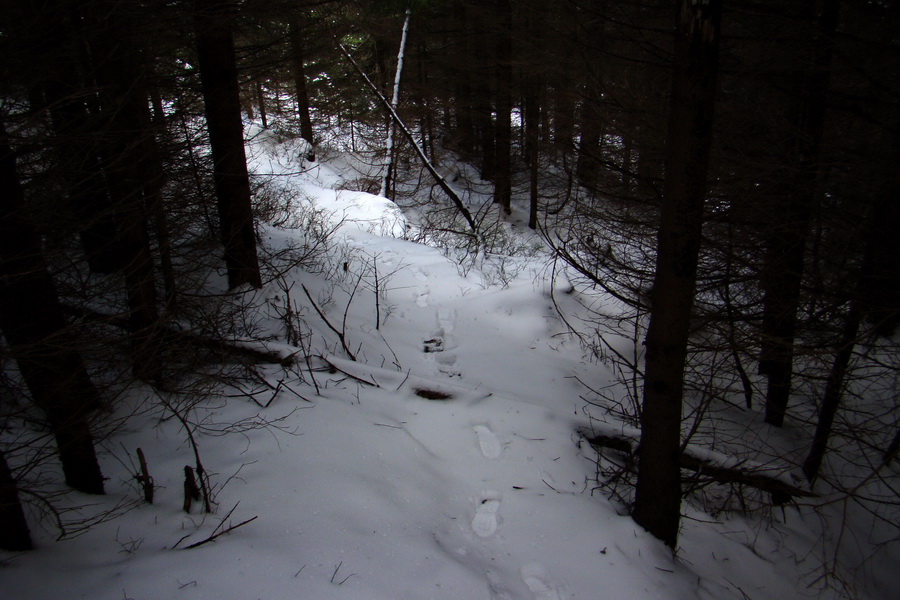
[
  {"xmin": 62, "ymin": 305, "xmax": 295, "ymax": 367},
  {"xmin": 183, "ymin": 516, "xmax": 258, "ymax": 549},
  {"xmin": 316, "ymin": 355, "xmax": 379, "ymax": 387},
  {"xmin": 580, "ymin": 430, "xmax": 817, "ymax": 501}
]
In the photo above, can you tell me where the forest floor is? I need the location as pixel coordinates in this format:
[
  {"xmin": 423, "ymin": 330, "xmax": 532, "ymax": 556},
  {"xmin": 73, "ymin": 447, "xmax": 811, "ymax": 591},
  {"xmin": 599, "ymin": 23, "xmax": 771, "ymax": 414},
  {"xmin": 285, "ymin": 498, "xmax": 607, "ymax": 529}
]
[{"xmin": 1, "ymin": 125, "xmax": 896, "ymax": 600}]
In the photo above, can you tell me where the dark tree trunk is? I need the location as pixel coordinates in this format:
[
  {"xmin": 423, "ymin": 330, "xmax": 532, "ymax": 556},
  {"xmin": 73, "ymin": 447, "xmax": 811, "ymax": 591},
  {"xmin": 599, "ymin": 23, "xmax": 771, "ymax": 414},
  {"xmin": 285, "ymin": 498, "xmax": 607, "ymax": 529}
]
[
  {"xmin": 194, "ymin": 0, "xmax": 262, "ymax": 290},
  {"xmin": 803, "ymin": 157, "xmax": 894, "ymax": 482},
  {"xmin": 37, "ymin": 0, "xmax": 132, "ymax": 275},
  {"xmin": 289, "ymin": 18, "xmax": 315, "ymax": 160},
  {"xmin": 522, "ymin": 2, "xmax": 541, "ymax": 230},
  {"xmin": 493, "ymin": 0, "xmax": 513, "ymax": 214},
  {"xmin": 0, "ymin": 117, "xmax": 105, "ymax": 496},
  {"xmin": 802, "ymin": 302, "xmax": 861, "ymax": 483},
  {"xmin": 91, "ymin": 3, "xmax": 163, "ymax": 380},
  {"xmin": 858, "ymin": 138, "xmax": 900, "ymax": 336},
  {"xmin": 34, "ymin": 3, "xmax": 124, "ymax": 275},
  {"xmin": 632, "ymin": 0, "xmax": 722, "ymax": 549},
  {"xmin": 525, "ymin": 77, "xmax": 540, "ymax": 230},
  {"xmin": 575, "ymin": 8, "xmax": 608, "ymax": 195},
  {"xmin": 552, "ymin": 80, "xmax": 575, "ymax": 160},
  {"xmin": 0, "ymin": 448, "xmax": 32, "ymax": 551},
  {"xmin": 44, "ymin": 91, "xmax": 125, "ymax": 274},
  {"xmin": 471, "ymin": 2, "xmax": 495, "ymax": 181},
  {"xmin": 255, "ymin": 79, "xmax": 268, "ymax": 129},
  {"xmin": 141, "ymin": 94, "xmax": 177, "ymax": 310},
  {"xmin": 761, "ymin": 0, "xmax": 838, "ymax": 427},
  {"xmin": 450, "ymin": 1, "xmax": 475, "ymax": 157}
]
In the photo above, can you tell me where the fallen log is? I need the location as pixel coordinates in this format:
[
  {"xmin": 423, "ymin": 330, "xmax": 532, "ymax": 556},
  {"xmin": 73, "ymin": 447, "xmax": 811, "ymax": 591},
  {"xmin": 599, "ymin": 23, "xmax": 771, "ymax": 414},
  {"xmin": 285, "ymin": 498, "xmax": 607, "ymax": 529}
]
[
  {"xmin": 62, "ymin": 305, "xmax": 295, "ymax": 367},
  {"xmin": 580, "ymin": 429, "xmax": 816, "ymax": 502}
]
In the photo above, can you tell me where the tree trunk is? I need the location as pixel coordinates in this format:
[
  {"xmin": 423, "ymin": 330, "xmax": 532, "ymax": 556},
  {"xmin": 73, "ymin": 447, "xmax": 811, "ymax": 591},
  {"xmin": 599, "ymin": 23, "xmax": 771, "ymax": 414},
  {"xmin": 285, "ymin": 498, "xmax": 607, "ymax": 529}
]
[
  {"xmin": 522, "ymin": 1, "xmax": 541, "ymax": 230},
  {"xmin": 0, "ymin": 449, "xmax": 32, "ymax": 551},
  {"xmin": 493, "ymin": 0, "xmax": 513, "ymax": 214},
  {"xmin": 91, "ymin": 3, "xmax": 163, "ymax": 380},
  {"xmin": 802, "ymin": 302, "xmax": 861, "ymax": 483},
  {"xmin": 471, "ymin": 2, "xmax": 496, "ymax": 181},
  {"xmin": 380, "ymin": 7, "xmax": 412, "ymax": 200},
  {"xmin": 632, "ymin": 0, "xmax": 722, "ymax": 549},
  {"xmin": 0, "ymin": 117, "xmax": 105, "ymax": 496},
  {"xmin": 289, "ymin": 17, "xmax": 315, "ymax": 160},
  {"xmin": 34, "ymin": 0, "xmax": 124, "ymax": 275},
  {"xmin": 450, "ymin": 1, "xmax": 475, "ymax": 157},
  {"xmin": 194, "ymin": 0, "xmax": 262, "ymax": 290},
  {"xmin": 525, "ymin": 77, "xmax": 540, "ymax": 230},
  {"xmin": 803, "ymin": 166, "xmax": 891, "ymax": 482},
  {"xmin": 255, "ymin": 79, "xmax": 268, "ymax": 129},
  {"xmin": 761, "ymin": 0, "xmax": 838, "ymax": 426}
]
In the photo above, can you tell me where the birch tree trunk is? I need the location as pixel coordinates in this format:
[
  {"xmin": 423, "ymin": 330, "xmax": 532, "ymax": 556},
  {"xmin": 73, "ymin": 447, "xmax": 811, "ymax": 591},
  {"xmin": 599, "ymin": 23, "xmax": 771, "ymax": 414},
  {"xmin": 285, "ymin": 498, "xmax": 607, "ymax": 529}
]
[{"xmin": 380, "ymin": 7, "xmax": 412, "ymax": 200}]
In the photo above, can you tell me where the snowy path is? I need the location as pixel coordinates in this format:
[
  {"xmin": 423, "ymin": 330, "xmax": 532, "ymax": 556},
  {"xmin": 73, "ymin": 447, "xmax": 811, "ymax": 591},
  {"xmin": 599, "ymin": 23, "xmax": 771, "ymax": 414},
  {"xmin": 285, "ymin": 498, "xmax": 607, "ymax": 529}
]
[{"xmin": 0, "ymin": 136, "xmax": 860, "ymax": 600}]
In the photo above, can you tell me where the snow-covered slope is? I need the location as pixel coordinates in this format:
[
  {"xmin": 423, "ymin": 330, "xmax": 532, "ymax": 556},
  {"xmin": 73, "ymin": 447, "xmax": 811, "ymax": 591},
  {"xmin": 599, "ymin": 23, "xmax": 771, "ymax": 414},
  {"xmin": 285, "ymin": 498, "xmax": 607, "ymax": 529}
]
[{"xmin": 1, "ymin": 129, "xmax": 893, "ymax": 600}]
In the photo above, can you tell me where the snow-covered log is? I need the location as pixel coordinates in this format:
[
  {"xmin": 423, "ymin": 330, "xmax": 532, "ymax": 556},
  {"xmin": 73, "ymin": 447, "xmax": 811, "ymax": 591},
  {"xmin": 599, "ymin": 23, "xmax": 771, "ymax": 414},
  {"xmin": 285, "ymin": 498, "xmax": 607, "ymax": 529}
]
[{"xmin": 580, "ymin": 429, "xmax": 817, "ymax": 502}]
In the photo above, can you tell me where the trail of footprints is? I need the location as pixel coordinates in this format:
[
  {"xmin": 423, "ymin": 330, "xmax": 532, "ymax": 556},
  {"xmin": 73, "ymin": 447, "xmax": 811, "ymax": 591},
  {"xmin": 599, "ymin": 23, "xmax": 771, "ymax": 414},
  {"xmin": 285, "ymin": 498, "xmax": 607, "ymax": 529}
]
[
  {"xmin": 420, "ymin": 297, "xmax": 560, "ymax": 598},
  {"xmin": 467, "ymin": 423, "xmax": 562, "ymax": 599}
]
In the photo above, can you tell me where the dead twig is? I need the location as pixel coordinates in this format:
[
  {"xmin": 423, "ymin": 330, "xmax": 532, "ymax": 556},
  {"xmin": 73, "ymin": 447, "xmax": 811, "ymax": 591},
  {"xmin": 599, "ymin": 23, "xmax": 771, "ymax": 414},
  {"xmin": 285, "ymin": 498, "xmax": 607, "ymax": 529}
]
[
  {"xmin": 183, "ymin": 515, "xmax": 258, "ymax": 549},
  {"xmin": 301, "ymin": 284, "xmax": 357, "ymax": 361}
]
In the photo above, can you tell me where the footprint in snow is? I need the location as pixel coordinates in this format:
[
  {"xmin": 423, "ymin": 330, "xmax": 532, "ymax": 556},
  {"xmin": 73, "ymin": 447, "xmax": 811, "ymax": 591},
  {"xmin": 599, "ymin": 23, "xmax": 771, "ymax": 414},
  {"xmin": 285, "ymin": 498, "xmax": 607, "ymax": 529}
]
[
  {"xmin": 437, "ymin": 307, "xmax": 457, "ymax": 334},
  {"xmin": 416, "ymin": 289, "xmax": 430, "ymax": 308},
  {"xmin": 424, "ymin": 307, "xmax": 461, "ymax": 376},
  {"xmin": 521, "ymin": 563, "xmax": 561, "ymax": 600},
  {"xmin": 471, "ymin": 493, "xmax": 501, "ymax": 538},
  {"xmin": 474, "ymin": 424, "xmax": 502, "ymax": 459}
]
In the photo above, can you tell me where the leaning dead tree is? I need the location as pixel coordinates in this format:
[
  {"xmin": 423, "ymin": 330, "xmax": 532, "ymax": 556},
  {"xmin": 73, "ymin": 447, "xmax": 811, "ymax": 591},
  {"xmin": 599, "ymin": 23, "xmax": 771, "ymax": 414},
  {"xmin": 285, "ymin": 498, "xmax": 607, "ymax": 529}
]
[
  {"xmin": 336, "ymin": 40, "xmax": 478, "ymax": 235},
  {"xmin": 380, "ymin": 6, "xmax": 411, "ymax": 200}
]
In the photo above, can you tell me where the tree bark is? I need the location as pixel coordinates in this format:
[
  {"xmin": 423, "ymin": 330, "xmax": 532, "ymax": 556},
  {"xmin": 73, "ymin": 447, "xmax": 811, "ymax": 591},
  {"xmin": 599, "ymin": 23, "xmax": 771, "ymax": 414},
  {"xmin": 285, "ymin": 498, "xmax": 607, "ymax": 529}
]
[
  {"xmin": 0, "ymin": 117, "xmax": 105, "ymax": 496},
  {"xmin": 761, "ymin": 0, "xmax": 838, "ymax": 426},
  {"xmin": 289, "ymin": 17, "xmax": 316, "ymax": 160},
  {"xmin": 194, "ymin": 0, "xmax": 262, "ymax": 290},
  {"xmin": 90, "ymin": 2, "xmax": 164, "ymax": 380},
  {"xmin": 802, "ymin": 173, "xmax": 887, "ymax": 483},
  {"xmin": 0, "ymin": 449, "xmax": 32, "ymax": 551},
  {"xmin": 450, "ymin": 1, "xmax": 475, "ymax": 157},
  {"xmin": 471, "ymin": 2, "xmax": 496, "ymax": 181},
  {"xmin": 493, "ymin": 0, "xmax": 513, "ymax": 214},
  {"xmin": 380, "ymin": 7, "xmax": 412, "ymax": 200},
  {"xmin": 802, "ymin": 302, "xmax": 861, "ymax": 483},
  {"xmin": 525, "ymin": 76, "xmax": 540, "ymax": 230},
  {"xmin": 632, "ymin": 0, "xmax": 722, "ymax": 549},
  {"xmin": 33, "ymin": 0, "xmax": 124, "ymax": 275},
  {"xmin": 255, "ymin": 79, "xmax": 268, "ymax": 129}
]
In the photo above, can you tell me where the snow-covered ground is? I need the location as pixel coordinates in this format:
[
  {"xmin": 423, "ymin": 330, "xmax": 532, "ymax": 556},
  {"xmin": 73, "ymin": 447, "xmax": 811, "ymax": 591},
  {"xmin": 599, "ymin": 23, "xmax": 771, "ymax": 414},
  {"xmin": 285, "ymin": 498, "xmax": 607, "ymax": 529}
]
[{"xmin": 1, "ymin": 127, "xmax": 895, "ymax": 600}]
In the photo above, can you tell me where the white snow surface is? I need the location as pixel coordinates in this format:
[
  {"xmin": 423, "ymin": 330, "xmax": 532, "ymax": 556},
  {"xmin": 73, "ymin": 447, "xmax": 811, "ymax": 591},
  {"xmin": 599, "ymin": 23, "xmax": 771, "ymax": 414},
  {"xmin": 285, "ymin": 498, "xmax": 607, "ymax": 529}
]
[{"xmin": 2, "ymin": 127, "xmax": 895, "ymax": 600}]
